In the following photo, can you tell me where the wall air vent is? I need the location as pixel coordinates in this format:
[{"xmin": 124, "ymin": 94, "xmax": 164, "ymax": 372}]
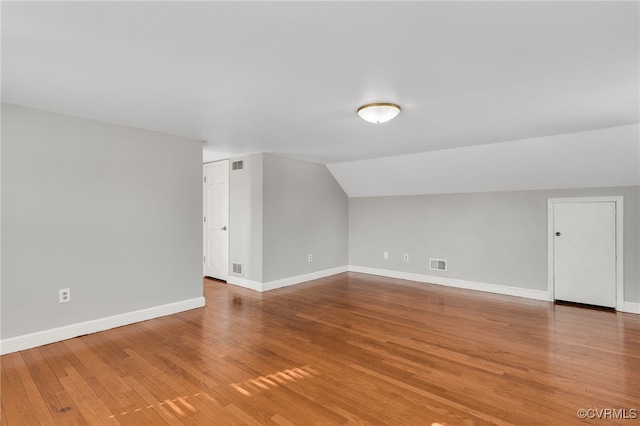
[
  {"xmin": 232, "ymin": 160, "xmax": 244, "ymax": 171},
  {"xmin": 232, "ymin": 263, "xmax": 243, "ymax": 275},
  {"xmin": 429, "ymin": 258, "xmax": 447, "ymax": 271}
]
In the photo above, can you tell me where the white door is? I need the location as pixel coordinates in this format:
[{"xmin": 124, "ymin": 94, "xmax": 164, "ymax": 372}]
[
  {"xmin": 203, "ymin": 160, "xmax": 229, "ymax": 280},
  {"xmin": 553, "ymin": 201, "xmax": 616, "ymax": 307}
]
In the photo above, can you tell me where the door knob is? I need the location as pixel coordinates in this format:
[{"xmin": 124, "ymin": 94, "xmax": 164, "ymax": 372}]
[
  {"xmin": 555, "ymin": 232, "xmax": 561, "ymax": 236},
  {"xmin": 222, "ymin": 226, "xmax": 227, "ymax": 231}
]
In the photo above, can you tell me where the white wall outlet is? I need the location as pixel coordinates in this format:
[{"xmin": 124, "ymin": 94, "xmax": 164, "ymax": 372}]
[
  {"xmin": 308, "ymin": 254, "xmax": 313, "ymax": 262},
  {"xmin": 383, "ymin": 251, "xmax": 389, "ymax": 259},
  {"xmin": 403, "ymin": 253, "xmax": 409, "ymax": 262},
  {"xmin": 59, "ymin": 288, "xmax": 71, "ymax": 303}
]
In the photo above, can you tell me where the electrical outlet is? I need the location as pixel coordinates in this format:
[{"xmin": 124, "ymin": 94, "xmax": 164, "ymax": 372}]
[
  {"xmin": 403, "ymin": 253, "xmax": 409, "ymax": 262},
  {"xmin": 383, "ymin": 251, "xmax": 388, "ymax": 259},
  {"xmin": 59, "ymin": 288, "xmax": 71, "ymax": 303},
  {"xmin": 308, "ymin": 254, "xmax": 313, "ymax": 262}
]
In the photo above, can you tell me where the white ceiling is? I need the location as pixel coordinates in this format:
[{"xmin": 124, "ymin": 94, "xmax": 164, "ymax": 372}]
[{"xmin": 2, "ymin": 1, "xmax": 638, "ymax": 165}]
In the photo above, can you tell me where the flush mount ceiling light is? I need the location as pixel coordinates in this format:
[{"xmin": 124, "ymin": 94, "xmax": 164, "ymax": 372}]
[{"xmin": 357, "ymin": 103, "xmax": 401, "ymax": 124}]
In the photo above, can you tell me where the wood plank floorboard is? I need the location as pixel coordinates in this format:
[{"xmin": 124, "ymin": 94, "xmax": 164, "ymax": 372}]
[{"xmin": 2, "ymin": 272, "xmax": 639, "ymax": 425}]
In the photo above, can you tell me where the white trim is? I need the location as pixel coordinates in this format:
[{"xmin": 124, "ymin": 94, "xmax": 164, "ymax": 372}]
[
  {"xmin": 0, "ymin": 297, "xmax": 206, "ymax": 356},
  {"xmin": 262, "ymin": 266, "xmax": 348, "ymax": 292},
  {"xmin": 348, "ymin": 265, "xmax": 549, "ymax": 301},
  {"xmin": 227, "ymin": 266, "xmax": 349, "ymax": 292},
  {"xmin": 547, "ymin": 196, "xmax": 624, "ymax": 311},
  {"xmin": 227, "ymin": 276, "xmax": 263, "ymax": 292},
  {"xmin": 619, "ymin": 301, "xmax": 640, "ymax": 314},
  {"xmin": 203, "ymin": 159, "xmax": 230, "ymax": 281}
]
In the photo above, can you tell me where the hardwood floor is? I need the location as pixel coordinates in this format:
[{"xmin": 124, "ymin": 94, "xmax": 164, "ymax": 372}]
[{"xmin": 2, "ymin": 272, "xmax": 639, "ymax": 425}]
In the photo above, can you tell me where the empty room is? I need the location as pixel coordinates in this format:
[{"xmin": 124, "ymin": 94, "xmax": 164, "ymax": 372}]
[{"xmin": 1, "ymin": 1, "xmax": 639, "ymax": 425}]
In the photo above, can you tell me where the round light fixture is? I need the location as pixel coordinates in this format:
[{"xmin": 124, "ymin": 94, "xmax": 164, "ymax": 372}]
[{"xmin": 357, "ymin": 103, "xmax": 401, "ymax": 124}]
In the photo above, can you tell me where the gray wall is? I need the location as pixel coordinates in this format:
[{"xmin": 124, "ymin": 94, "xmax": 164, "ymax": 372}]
[
  {"xmin": 262, "ymin": 154, "xmax": 348, "ymax": 282},
  {"xmin": 229, "ymin": 153, "xmax": 263, "ymax": 283},
  {"xmin": 1, "ymin": 104, "xmax": 203, "ymax": 339},
  {"xmin": 349, "ymin": 186, "xmax": 640, "ymax": 302}
]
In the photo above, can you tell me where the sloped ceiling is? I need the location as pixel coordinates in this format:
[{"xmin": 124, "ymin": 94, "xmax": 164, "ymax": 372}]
[
  {"xmin": 328, "ymin": 124, "xmax": 640, "ymax": 197},
  {"xmin": 2, "ymin": 1, "xmax": 638, "ymax": 169}
]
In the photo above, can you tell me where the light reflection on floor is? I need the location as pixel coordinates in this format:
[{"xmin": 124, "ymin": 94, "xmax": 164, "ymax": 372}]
[
  {"xmin": 231, "ymin": 365, "xmax": 320, "ymax": 397},
  {"xmin": 107, "ymin": 391, "xmax": 202, "ymax": 419},
  {"xmin": 106, "ymin": 365, "xmax": 320, "ymax": 420}
]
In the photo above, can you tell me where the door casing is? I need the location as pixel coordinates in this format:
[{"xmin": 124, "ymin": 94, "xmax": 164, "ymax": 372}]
[{"xmin": 203, "ymin": 160, "xmax": 230, "ymax": 280}]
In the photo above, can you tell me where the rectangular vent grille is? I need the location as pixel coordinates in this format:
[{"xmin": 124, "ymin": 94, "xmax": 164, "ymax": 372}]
[
  {"xmin": 429, "ymin": 258, "xmax": 447, "ymax": 271},
  {"xmin": 232, "ymin": 160, "xmax": 244, "ymax": 171},
  {"xmin": 232, "ymin": 263, "xmax": 243, "ymax": 275}
]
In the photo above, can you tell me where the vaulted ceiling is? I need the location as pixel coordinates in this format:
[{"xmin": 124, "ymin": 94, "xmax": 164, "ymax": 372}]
[{"xmin": 2, "ymin": 1, "xmax": 638, "ymax": 165}]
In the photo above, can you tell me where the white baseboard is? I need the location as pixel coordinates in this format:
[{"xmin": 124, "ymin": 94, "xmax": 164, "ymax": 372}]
[
  {"xmin": 262, "ymin": 266, "xmax": 349, "ymax": 291},
  {"xmin": 227, "ymin": 266, "xmax": 349, "ymax": 292},
  {"xmin": 0, "ymin": 297, "xmax": 205, "ymax": 356},
  {"xmin": 348, "ymin": 265, "xmax": 550, "ymax": 301},
  {"xmin": 619, "ymin": 301, "xmax": 640, "ymax": 314},
  {"xmin": 226, "ymin": 276, "xmax": 263, "ymax": 292}
]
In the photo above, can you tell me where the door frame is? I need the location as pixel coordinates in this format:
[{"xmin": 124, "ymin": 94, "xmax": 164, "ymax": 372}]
[
  {"xmin": 547, "ymin": 196, "xmax": 623, "ymax": 310},
  {"xmin": 203, "ymin": 159, "xmax": 230, "ymax": 280}
]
